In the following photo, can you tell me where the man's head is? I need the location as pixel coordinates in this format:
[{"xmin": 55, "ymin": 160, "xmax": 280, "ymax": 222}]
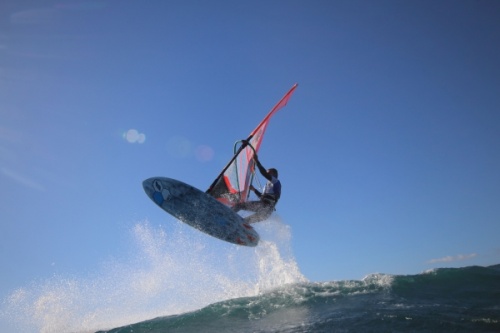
[{"xmin": 268, "ymin": 168, "xmax": 278, "ymax": 178}]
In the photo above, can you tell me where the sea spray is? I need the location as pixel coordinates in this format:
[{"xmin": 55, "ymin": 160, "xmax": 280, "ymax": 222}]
[
  {"xmin": 253, "ymin": 218, "xmax": 307, "ymax": 290},
  {"xmin": 101, "ymin": 265, "xmax": 500, "ymax": 333},
  {"xmin": 1, "ymin": 218, "xmax": 305, "ymax": 333}
]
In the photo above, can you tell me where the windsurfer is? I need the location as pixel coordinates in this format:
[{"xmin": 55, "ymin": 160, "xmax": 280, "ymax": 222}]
[{"xmin": 233, "ymin": 155, "xmax": 281, "ymax": 223}]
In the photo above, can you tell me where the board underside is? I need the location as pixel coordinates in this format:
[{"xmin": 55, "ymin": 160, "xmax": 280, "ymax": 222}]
[{"xmin": 143, "ymin": 177, "xmax": 259, "ymax": 247}]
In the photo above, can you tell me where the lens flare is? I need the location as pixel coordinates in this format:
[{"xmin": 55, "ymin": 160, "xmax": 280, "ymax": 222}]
[
  {"xmin": 195, "ymin": 145, "xmax": 214, "ymax": 162},
  {"xmin": 123, "ymin": 129, "xmax": 146, "ymax": 144}
]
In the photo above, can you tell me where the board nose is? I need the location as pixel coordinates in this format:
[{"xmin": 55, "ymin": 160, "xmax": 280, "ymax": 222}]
[{"xmin": 142, "ymin": 178, "xmax": 154, "ymax": 190}]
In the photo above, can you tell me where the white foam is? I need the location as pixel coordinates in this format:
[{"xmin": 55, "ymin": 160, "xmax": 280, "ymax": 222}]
[{"xmin": 1, "ymin": 218, "xmax": 305, "ymax": 333}]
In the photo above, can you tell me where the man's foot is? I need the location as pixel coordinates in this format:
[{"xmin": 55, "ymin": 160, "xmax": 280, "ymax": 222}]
[{"xmin": 232, "ymin": 203, "xmax": 242, "ymax": 212}]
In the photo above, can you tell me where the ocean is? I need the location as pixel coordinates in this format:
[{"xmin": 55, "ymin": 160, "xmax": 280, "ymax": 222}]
[
  {"xmin": 2, "ymin": 220, "xmax": 499, "ymax": 333},
  {"xmin": 99, "ymin": 264, "xmax": 500, "ymax": 333}
]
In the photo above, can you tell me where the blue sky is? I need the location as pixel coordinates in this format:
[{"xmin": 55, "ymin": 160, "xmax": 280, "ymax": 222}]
[{"xmin": 1, "ymin": 0, "xmax": 500, "ymax": 330}]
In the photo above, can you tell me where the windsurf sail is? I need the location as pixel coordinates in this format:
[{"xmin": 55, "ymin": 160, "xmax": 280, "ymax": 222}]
[{"xmin": 207, "ymin": 83, "xmax": 298, "ymax": 206}]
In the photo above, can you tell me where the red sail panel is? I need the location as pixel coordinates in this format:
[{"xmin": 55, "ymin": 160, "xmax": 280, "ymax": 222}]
[{"xmin": 207, "ymin": 84, "xmax": 298, "ymax": 206}]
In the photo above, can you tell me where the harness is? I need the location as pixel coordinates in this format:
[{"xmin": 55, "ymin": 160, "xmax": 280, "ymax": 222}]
[{"xmin": 262, "ymin": 193, "xmax": 278, "ymax": 206}]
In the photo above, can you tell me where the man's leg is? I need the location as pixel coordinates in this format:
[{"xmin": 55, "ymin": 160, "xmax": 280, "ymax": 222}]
[
  {"xmin": 232, "ymin": 201, "xmax": 261, "ymax": 213},
  {"xmin": 243, "ymin": 205, "xmax": 274, "ymax": 224}
]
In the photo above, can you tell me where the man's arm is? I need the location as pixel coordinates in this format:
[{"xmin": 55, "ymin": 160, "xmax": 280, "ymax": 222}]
[
  {"xmin": 250, "ymin": 184, "xmax": 262, "ymax": 198},
  {"xmin": 254, "ymin": 155, "xmax": 272, "ymax": 181}
]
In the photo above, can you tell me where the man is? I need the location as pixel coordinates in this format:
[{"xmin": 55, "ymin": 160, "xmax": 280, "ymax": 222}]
[{"xmin": 233, "ymin": 154, "xmax": 281, "ymax": 223}]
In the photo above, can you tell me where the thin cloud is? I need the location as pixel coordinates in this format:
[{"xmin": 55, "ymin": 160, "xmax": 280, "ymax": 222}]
[
  {"xmin": 1, "ymin": 167, "xmax": 45, "ymax": 191},
  {"xmin": 427, "ymin": 253, "xmax": 477, "ymax": 264}
]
